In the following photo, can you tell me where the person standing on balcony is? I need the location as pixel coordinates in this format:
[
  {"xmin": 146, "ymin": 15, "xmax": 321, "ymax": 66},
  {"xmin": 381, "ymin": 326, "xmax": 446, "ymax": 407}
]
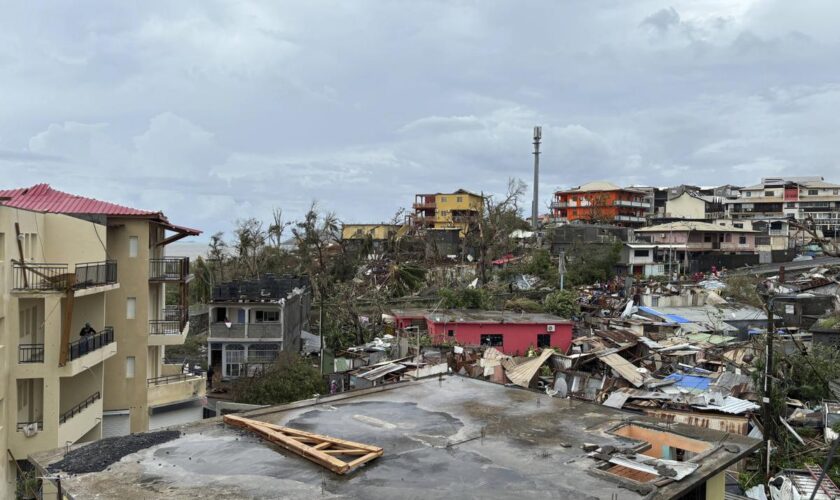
[{"xmin": 79, "ymin": 322, "xmax": 96, "ymax": 337}]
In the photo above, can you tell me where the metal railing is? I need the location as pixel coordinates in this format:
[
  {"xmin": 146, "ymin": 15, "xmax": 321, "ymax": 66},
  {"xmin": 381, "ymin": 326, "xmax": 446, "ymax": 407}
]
[
  {"xmin": 149, "ymin": 257, "xmax": 189, "ymax": 281},
  {"xmin": 13, "ymin": 263, "xmax": 69, "ymax": 291},
  {"xmin": 149, "ymin": 320, "xmax": 182, "ymax": 335},
  {"xmin": 147, "ymin": 373, "xmax": 193, "ymax": 386},
  {"xmin": 59, "ymin": 392, "xmax": 101, "ymax": 424},
  {"xmin": 74, "ymin": 260, "xmax": 117, "ymax": 288},
  {"xmin": 19, "ymin": 344, "xmax": 45, "ymax": 363},
  {"xmin": 16, "ymin": 421, "xmax": 43, "ymax": 432},
  {"xmin": 68, "ymin": 327, "xmax": 114, "ymax": 361}
]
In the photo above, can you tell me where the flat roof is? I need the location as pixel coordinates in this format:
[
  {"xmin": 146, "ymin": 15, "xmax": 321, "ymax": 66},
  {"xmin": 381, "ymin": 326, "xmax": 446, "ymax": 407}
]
[
  {"xmin": 31, "ymin": 376, "xmax": 759, "ymax": 499},
  {"xmin": 393, "ymin": 309, "xmax": 573, "ymax": 324}
]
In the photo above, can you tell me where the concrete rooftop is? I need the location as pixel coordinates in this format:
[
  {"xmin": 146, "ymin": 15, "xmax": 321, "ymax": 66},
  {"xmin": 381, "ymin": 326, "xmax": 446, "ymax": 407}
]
[{"xmin": 31, "ymin": 376, "xmax": 759, "ymax": 499}]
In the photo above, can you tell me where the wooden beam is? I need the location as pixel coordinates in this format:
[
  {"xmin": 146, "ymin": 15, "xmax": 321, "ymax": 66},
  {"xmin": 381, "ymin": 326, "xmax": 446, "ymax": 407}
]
[
  {"xmin": 58, "ymin": 275, "xmax": 75, "ymax": 367},
  {"xmin": 224, "ymin": 415, "xmax": 383, "ymax": 475},
  {"xmin": 14, "ymin": 223, "xmax": 28, "ymax": 288}
]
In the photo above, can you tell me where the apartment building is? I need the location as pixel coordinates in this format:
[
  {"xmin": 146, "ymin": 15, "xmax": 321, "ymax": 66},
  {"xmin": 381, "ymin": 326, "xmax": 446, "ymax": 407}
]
[
  {"xmin": 207, "ymin": 275, "xmax": 310, "ymax": 379},
  {"xmin": 551, "ymin": 181, "xmax": 647, "ymax": 226},
  {"xmin": 0, "ymin": 184, "xmax": 205, "ymax": 490},
  {"xmin": 726, "ymin": 176, "xmax": 840, "ymax": 237},
  {"xmin": 411, "ymin": 189, "xmax": 483, "ymax": 236}
]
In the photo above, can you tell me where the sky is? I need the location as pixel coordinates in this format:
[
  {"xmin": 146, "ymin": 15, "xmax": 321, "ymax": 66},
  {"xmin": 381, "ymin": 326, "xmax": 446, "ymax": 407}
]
[{"xmin": 1, "ymin": 0, "xmax": 839, "ymax": 243}]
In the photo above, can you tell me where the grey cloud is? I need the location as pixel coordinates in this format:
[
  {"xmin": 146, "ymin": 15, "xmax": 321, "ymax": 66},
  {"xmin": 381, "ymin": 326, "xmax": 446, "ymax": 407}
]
[{"xmin": 641, "ymin": 7, "xmax": 681, "ymax": 34}]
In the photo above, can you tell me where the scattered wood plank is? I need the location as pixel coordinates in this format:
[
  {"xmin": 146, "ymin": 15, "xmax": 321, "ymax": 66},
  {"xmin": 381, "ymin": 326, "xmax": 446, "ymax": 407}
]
[{"xmin": 224, "ymin": 414, "xmax": 383, "ymax": 474}]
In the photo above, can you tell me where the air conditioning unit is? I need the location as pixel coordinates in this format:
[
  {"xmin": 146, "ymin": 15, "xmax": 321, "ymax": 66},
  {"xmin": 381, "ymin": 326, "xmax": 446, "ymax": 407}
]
[{"xmin": 546, "ymin": 325, "xmax": 556, "ymax": 332}]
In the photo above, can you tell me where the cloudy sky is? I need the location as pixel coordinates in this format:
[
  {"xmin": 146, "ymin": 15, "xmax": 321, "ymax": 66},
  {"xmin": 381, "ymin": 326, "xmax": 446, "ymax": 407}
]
[{"xmin": 1, "ymin": 0, "xmax": 838, "ymax": 242}]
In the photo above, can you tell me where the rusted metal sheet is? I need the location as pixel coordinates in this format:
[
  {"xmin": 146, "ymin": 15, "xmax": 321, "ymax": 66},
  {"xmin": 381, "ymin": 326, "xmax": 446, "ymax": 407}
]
[{"xmin": 640, "ymin": 408, "xmax": 749, "ymax": 435}]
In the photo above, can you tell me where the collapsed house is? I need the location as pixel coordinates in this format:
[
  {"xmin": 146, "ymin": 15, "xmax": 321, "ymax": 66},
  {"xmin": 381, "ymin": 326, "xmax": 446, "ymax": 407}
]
[{"xmin": 31, "ymin": 376, "xmax": 759, "ymax": 499}]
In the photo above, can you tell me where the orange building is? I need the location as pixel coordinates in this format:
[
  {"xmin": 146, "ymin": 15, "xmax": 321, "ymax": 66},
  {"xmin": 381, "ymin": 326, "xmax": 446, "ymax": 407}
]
[{"xmin": 551, "ymin": 181, "xmax": 647, "ymax": 226}]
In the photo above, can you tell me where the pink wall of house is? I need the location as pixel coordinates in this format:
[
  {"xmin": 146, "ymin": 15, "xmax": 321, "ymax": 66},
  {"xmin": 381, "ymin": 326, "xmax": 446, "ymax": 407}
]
[{"xmin": 427, "ymin": 320, "xmax": 572, "ymax": 356}]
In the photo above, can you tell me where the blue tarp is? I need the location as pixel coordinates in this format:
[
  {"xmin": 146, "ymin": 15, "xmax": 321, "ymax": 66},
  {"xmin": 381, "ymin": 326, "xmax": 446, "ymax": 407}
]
[
  {"xmin": 665, "ymin": 373, "xmax": 712, "ymax": 391},
  {"xmin": 663, "ymin": 314, "xmax": 691, "ymax": 324},
  {"xmin": 638, "ymin": 307, "xmax": 690, "ymax": 324}
]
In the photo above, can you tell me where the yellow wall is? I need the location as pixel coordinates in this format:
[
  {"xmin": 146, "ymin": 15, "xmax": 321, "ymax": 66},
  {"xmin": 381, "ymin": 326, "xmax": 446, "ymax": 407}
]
[
  {"xmin": 705, "ymin": 471, "xmax": 725, "ymax": 500},
  {"xmin": 103, "ymin": 218, "xmax": 152, "ymax": 433},
  {"xmin": 341, "ymin": 224, "xmax": 400, "ymax": 240},
  {"xmin": 431, "ymin": 192, "xmax": 482, "ymax": 235}
]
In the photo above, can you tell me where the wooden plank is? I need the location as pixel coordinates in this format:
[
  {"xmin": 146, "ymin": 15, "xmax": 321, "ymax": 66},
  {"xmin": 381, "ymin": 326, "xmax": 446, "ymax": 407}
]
[
  {"xmin": 224, "ymin": 415, "xmax": 383, "ymax": 475},
  {"xmin": 14, "ymin": 223, "xmax": 28, "ymax": 288},
  {"xmin": 225, "ymin": 416, "xmax": 350, "ymax": 474},
  {"xmin": 58, "ymin": 275, "xmax": 75, "ymax": 367},
  {"xmin": 255, "ymin": 420, "xmax": 383, "ymax": 452}
]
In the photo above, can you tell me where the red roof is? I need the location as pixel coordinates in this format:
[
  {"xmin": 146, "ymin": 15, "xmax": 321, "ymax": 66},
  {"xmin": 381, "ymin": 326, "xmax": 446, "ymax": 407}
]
[{"xmin": 0, "ymin": 184, "xmax": 200, "ymax": 234}]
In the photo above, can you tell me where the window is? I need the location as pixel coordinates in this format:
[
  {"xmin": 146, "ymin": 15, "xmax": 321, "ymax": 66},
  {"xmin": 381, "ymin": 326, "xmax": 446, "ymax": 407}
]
[
  {"xmin": 734, "ymin": 223, "xmax": 743, "ymax": 228},
  {"xmin": 126, "ymin": 297, "xmax": 136, "ymax": 319},
  {"xmin": 125, "ymin": 356, "xmax": 135, "ymax": 378},
  {"xmin": 786, "ymin": 202, "xmax": 796, "ymax": 208},
  {"xmin": 456, "ymin": 196, "xmax": 463, "ymax": 203},
  {"xmin": 447, "ymin": 329, "xmax": 455, "ymax": 337},
  {"xmin": 0, "ymin": 232, "xmax": 4, "ymax": 260},
  {"xmin": 703, "ymin": 234, "xmax": 712, "ymax": 242},
  {"xmin": 739, "ymin": 236, "xmax": 747, "ymax": 245},
  {"xmin": 808, "ymin": 189, "xmax": 819, "ymax": 196},
  {"xmin": 440, "ymin": 196, "xmax": 447, "ymax": 202},
  {"xmin": 764, "ymin": 190, "xmax": 774, "ymax": 197},
  {"xmin": 745, "ymin": 192, "xmax": 751, "ymax": 197},
  {"xmin": 834, "ymin": 189, "xmax": 839, "ymax": 195},
  {"xmin": 255, "ymin": 310, "xmax": 280, "ymax": 322},
  {"xmin": 480, "ymin": 334, "xmax": 503, "ymax": 346},
  {"xmin": 128, "ymin": 236, "xmax": 139, "ymax": 257},
  {"xmin": 537, "ymin": 334, "xmax": 551, "ymax": 348},
  {"xmin": 634, "ymin": 249, "xmax": 650, "ymax": 257}
]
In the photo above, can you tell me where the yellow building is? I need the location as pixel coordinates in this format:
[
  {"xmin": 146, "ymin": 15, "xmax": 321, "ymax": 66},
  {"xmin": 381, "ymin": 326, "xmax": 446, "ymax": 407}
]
[
  {"xmin": 0, "ymin": 184, "xmax": 204, "ymax": 495},
  {"xmin": 341, "ymin": 224, "xmax": 401, "ymax": 241},
  {"xmin": 412, "ymin": 189, "xmax": 483, "ymax": 236}
]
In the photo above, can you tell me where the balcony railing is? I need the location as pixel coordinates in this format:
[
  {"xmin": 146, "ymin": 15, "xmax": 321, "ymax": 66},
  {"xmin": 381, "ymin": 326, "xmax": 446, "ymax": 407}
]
[
  {"xmin": 74, "ymin": 260, "xmax": 117, "ymax": 288},
  {"xmin": 149, "ymin": 257, "xmax": 189, "ymax": 281},
  {"xmin": 209, "ymin": 322, "xmax": 283, "ymax": 339},
  {"xmin": 550, "ymin": 201, "xmax": 570, "ymax": 209},
  {"xmin": 13, "ymin": 263, "xmax": 69, "ymax": 291},
  {"xmin": 13, "ymin": 261, "xmax": 118, "ymax": 291},
  {"xmin": 19, "ymin": 344, "xmax": 45, "ymax": 363},
  {"xmin": 147, "ymin": 373, "xmax": 192, "ymax": 386},
  {"xmin": 59, "ymin": 392, "xmax": 101, "ymax": 424},
  {"xmin": 614, "ymin": 200, "xmax": 648, "ymax": 208},
  {"xmin": 68, "ymin": 327, "xmax": 114, "ymax": 361},
  {"xmin": 150, "ymin": 320, "xmax": 182, "ymax": 335},
  {"xmin": 16, "ymin": 421, "xmax": 43, "ymax": 432},
  {"xmin": 412, "ymin": 201, "xmax": 436, "ymax": 210}
]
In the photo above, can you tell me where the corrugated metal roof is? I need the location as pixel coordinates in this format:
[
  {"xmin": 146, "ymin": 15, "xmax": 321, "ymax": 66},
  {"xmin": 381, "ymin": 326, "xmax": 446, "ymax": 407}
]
[
  {"xmin": 598, "ymin": 352, "xmax": 645, "ymax": 387},
  {"xmin": 506, "ymin": 349, "xmax": 554, "ymax": 388},
  {"xmin": 0, "ymin": 183, "xmax": 158, "ymax": 216},
  {"xmin": 692, "ymin": 396, "xmax": 759, "ymax": 415}
]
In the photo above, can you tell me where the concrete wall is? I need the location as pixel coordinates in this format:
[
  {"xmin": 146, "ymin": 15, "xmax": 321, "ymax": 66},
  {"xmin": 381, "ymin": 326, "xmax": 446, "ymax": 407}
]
[
  {"xmin": 427, "ymin": 321, "xmax": 573, "ymax": 356},
  {"xmin": 104, "ymin": 218, "xmax": 152, "ymax": 433},
  {"xmin": 665, "ymin": 193, "xmax": 706, "ymax": 219},
  {"xmin": 43, "ymin": 213, "xmax": 107, "ymax": 267}
]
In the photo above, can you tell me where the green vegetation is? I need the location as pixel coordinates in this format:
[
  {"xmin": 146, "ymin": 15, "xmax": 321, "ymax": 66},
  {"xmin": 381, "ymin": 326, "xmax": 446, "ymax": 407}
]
[
  {"xmin": 234, "ymin": 354, "xmax": 327, "ymax": 405},
  {"xmin": 503, "ymin": 297, "xmax": 544, "ymax": 313},
  {"xmin": 543, "ymin": 290, "xmax": 579, "ymax": 319},
  {"xmin": 439, "ymin": 287, "xmax": 493, "ymax": 309},
  {"xmin": 565, "ymin": 241, "xmax": 622, "ymax": 286},
  {"xmin": 723, "ymin": 274, "xmax": 763, "ymax": 308}
]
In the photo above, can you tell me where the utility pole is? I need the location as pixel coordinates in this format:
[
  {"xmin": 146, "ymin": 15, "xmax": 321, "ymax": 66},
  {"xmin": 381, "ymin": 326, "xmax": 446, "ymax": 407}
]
[
  {"xmin": 558, "ymin": 251, "xmax": 566, "ymax": 291},
  {"xmin": 531, "ymin": 126, "xmax": 542, "ymax": 230}
]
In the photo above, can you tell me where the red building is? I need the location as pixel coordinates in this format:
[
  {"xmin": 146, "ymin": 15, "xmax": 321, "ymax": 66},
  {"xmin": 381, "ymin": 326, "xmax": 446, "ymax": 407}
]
[
  {"xmin": 551, "ymin": 181, "xmax": 647, "ymax": 226},
  {"xmin": 390, "ymin": 309, "xmax": 573, "ymax": 356}
]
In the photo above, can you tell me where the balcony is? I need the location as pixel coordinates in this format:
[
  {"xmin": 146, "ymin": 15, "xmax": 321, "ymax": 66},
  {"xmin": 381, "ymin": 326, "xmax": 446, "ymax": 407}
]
[
  {"xmin": 550, "ymin": 201, "xmax": 571, "ymax": 209},
  {"xmin": 68, "ymin": 327, "xmax": 115, "ymax": 361},
  {"xmin": 13, "ymin": 261, "xmax": 118, "ymax": 294},
  {"xmin": 59, "ymin": 328, "xmax": 117, "ymax": 377},
  {"xmin": 58, "ymin": 392, "xmax": 103, "ymax": 446},
  {"xmin": 149, "ymin": 310, "xmax": 190, "ymax": 346},
  {"xmin": 614, "ymin": 215, "xmax": 646, "ymax": 223},
  {"xmin": 149, "ymin": 257, "xmax": 190, "ymax": 282},
  {"xmin": 614, "ymin": 200, "xmax": 648, "ymax": 208},
  {"xmin": 147, "ymin": 374, "xmax": 206, "ymax": 408},
  {"xmin": 412, "ymin": 201, "xmax": 436, "ymax": 210},
  {"xmin": 18, "ymin": 344, "xmax": 45, "ymax": 363},
  {"xmin": 208, "ymin": 322, "xmax": 283, "ymax": 340}
]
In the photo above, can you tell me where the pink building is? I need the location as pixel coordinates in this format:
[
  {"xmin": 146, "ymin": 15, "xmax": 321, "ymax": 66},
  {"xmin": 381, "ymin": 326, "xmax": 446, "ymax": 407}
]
[
  {"xmin": 636, "ymin": 221, "xmax": 758, "ymax": 253},
  {"xmin": 390, "ymin": 309, "xmax": 573, "ymax": 356}
]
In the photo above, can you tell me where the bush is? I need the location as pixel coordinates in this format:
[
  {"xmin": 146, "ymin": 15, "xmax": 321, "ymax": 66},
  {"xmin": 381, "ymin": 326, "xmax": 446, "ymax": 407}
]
[
  {"xmin": 234, "ymin": 354, "xmax": 327, "ymax": 405},
  {"xmin": 565, "ymin": 242, "xmax": 622, "ymax": 286},
  {"xmin": 543, "ymin": 290, "xmax": 579, "ymax": 319},
  {"xmin": 504, "ymin": 297, "xmax": 544, "ymax": 313},
  {"xmin": 439, "ymin": 287, "xmax": 493, "ymax": 309}
]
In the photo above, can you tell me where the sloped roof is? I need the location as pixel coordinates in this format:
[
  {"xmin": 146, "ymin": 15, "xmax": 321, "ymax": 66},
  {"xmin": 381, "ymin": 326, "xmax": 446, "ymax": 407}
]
[
  {"xmin": 0, "ymin": 183, "xmax": 157, "ymax": 216},
  {"xmin": 0, "ymin": 183, "xmax": 200, "ymax": 235}
]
